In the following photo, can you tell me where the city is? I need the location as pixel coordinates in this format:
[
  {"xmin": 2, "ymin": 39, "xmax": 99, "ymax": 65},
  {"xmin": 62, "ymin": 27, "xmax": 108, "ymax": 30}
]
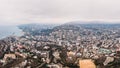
[
  {"xmin": 0, "ymin": 0, "xmax": 120, "ymax": 68},
  {"xmin": 0, "ymin": 23, "xmax": 120, "ymax": 68}
]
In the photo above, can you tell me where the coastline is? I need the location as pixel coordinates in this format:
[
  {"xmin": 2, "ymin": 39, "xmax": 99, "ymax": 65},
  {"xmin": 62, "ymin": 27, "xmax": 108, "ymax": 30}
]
[{"xmin": 0, "ymin": 26, "xmax": 23, "ymax": 40}]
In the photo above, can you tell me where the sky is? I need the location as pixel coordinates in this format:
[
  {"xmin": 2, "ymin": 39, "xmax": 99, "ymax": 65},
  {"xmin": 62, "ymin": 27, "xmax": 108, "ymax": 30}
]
[{"xmin": 0, "ymin": 0, "xmax": 120, "ymax": 25}]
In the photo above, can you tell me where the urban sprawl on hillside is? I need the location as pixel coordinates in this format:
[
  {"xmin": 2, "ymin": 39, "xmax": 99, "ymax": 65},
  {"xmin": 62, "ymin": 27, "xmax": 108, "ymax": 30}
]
[{"xmin": 0, "ymin": 22, "xmax": 120, "ymax": 68}]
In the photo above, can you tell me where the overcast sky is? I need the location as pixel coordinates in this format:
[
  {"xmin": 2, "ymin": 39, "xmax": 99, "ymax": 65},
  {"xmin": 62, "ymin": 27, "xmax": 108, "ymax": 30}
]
[{"xmin": 0, "ymin": 0, "xmax": 120, "ymax": 25}]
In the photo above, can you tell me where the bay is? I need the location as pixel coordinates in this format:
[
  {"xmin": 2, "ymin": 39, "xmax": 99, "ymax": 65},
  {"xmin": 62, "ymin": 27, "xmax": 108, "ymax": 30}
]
[{"xmin": 0, "ymin": 25, "xmax": 23, "ymax": 39}]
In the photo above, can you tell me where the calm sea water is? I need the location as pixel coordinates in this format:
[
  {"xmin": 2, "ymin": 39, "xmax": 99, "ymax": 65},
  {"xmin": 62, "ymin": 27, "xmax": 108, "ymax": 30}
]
[{"xmin": 0, "ymin": 26, "xmax": 23, "ymax": 39}]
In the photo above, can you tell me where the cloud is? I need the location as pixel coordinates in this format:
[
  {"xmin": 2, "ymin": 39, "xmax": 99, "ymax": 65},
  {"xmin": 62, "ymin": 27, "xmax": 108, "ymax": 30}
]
[{"xmin": 0, "ymin": 0, "xmax": 120, "ymax": 25}]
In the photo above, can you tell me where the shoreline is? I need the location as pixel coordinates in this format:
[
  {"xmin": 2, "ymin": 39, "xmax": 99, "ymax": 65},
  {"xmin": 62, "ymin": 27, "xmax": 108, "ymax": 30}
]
[{"xmin": 0, "ymin": 26, "xmax": 23, "ymax": 40}]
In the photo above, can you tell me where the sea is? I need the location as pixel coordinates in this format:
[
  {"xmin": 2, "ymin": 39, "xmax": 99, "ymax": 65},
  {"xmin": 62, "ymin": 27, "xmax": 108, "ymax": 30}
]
[{"xmin": 0, "ymin": 25, "xmax": 23, "ymax": 39}]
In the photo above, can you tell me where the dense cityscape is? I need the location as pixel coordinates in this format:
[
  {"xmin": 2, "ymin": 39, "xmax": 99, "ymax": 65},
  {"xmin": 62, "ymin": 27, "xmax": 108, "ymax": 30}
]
[{"xmin": 0, "ymin": 22, "xmax": 120, "ymax": 68}]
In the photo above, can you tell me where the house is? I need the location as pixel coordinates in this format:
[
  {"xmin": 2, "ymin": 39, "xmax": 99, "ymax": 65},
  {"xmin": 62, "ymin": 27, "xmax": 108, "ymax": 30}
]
[
  {"xmin": 3, "ymin": 54, "xmax": 16, "ymax": 61},
  {"xmin": 79, "ymin": 59, "xmax": 96, "ymax": 68}
]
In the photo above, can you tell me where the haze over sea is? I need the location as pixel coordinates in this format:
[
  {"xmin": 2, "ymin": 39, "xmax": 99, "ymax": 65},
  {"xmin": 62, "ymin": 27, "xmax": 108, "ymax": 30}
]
[{"xmin": 0, "ymin": 25, "xmax": 23, "ymax": 39}]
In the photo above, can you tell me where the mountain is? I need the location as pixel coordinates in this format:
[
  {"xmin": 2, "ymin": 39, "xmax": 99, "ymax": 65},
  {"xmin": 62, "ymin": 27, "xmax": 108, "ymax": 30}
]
[
  {"xmin": 55, "ymin": 21, "xmax": 120, "ymax": 29},
  {"xmin": 18, "ymin": 23, "xmax": 59, "ymax": 36},
  {"xmin": 18, "ymin": 21, "xmax": 120, "ymax": 36}
]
